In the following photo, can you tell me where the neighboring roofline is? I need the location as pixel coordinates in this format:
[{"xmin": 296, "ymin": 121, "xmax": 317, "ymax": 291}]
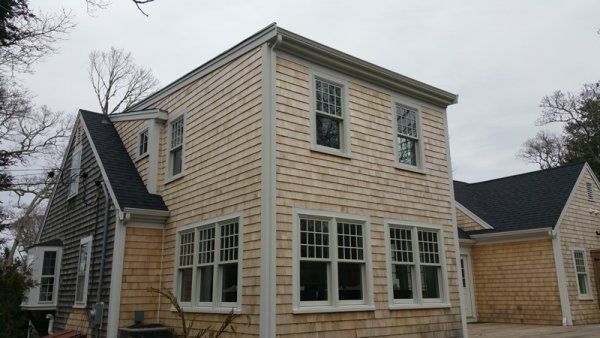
[
  {"xmin": 125, "ymin": 23, "xmax": 279, "ymax": 112},
  {"xmin": 109, "ymin": 109, "xmax": 168, "ymax": 122},
  {"xmin": 468, "ymin": 227, "xmax": 554, "ymax": 244},
  {"xmin": 275, "ymin": 27, "xmax": 457, "ymax": 108},
  {"xmin": 125, "ymin": 23, "xmax": 458, "ymax": 112},
  {"xmin": 455, "ymin": 201, "xmax": 494, "ymax": 230}
]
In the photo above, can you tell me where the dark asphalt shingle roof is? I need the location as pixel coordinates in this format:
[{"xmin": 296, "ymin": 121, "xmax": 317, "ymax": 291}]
[
  {"xmin": 454, "ymin": 163, "xmax": 585, "ymax": 235},
  {"xmin": 80, "ymin": 110, "xmax": 168, "ymax": 212}
]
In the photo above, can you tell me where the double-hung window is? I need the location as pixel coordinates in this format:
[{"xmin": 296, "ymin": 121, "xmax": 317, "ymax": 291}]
[
  {"xmin": 69, "ymin": 146, "xmax": 82, "ymax": 197},
  {"xmin": 175, "ymin": 216, "xmax": 242, "ymax": 311},
  {"xmin": 169, "ymin": 115, "xmax": 185, "ymax": 178},
  {"xmin": 74, "ymin": 236, "xmax": 92, "ymax": 307},
  {"xmin": 39, "ymin": 250, "xmax": 59, "ymax": 303},
  {"xmin": 395, "ymin": 104, "xmax": 422, "ymax": 169},
  {"xmin": 294, "ymin": 210, "xmax": 373, "ymax": 312},
  {"xmin": 312, "ymin": 76, "xmax": 350, "ymax": 156},
  {"xmin": 386, "ymin": 222, "xmax": 448, "ymax": 308},
  {"xmin": 138, "ymin": 128, "xmax": 149, "ymax": 158},
  {"xmin": 572, "ymin": 249, "xmax": 592, "ymax": 299}
]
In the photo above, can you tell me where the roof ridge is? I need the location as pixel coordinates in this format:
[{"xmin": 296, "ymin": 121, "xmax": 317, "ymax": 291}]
[{"xmin": 461, "ymin": 162, "xmax": 585, "ymax": 186}]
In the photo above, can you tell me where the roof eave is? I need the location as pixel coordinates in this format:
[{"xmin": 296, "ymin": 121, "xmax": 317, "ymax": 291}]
[
  {"xmin": 275, "ymin": 28, "xmax": 458, "ymax": 108},
  {"xmin": 469, "ymin": 227, "xmax": 554, "ymax": 244}
]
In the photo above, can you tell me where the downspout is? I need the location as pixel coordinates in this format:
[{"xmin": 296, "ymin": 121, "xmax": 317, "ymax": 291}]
[
  {"xmin": 45, "ymin": 315, "xmax": 54, "ymax": 335},
  {"xmin": 93, "ymin": 181, "xmax": 110, "ymax": 337}
]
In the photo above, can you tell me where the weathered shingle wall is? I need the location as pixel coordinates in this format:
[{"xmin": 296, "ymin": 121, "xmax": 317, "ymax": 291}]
[{"xmin": 456, "ymin": 208, "xmax": 486, "ymax": 232}]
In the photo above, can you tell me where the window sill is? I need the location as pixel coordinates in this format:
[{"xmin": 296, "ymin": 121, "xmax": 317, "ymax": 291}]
[
  {"xmin": 388, "ymin": 302, "xmax": 451, "ymax": 310},
  {"xmin": 21, "ymin": 303, "xmax": 57, "ymax": 311},
  {"xmin": 578, "ymin": 295, "xmax": 594, "ymax": 301},
  {"xmin": 164, "ymin": 173, "xmax": 184, "ymax": 185},
  {"xmin": 395, "ymin": 163, "xmax": 427, "ymax": 175},
  {"xmin": 67, "ymin": 193, "xmax": 77, "ymax": 200},
  {"xmin": 172, "ymin": 306, "xmax": 241, "ymax": 314},
  {"xmin": 310, "ymin": 145, "xmax": 352, "ymax": 159},
  {"xmin": 72, "ymin": 303, "xmax": 87, "ymax": 309},
  {"xmin": 136, "ymin": 152, "xmax": 149, "ymax": 162},
  {"xmin": 293, "ymin": 304, "xmax": 375, "ymax": 314}
]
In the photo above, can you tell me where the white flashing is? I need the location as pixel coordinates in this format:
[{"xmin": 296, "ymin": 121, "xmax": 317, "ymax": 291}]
[{"xmin": 455, "ymin": 202, "xmax": 494, "ymax": 230}]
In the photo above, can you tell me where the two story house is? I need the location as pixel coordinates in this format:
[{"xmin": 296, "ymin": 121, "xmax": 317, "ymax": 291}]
[{"xmin": 22, "ymin": 24, "xmax": 464, "ymax": 337}]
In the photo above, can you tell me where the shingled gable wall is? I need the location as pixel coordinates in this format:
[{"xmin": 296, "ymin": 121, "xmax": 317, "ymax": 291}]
[
  {"xmin": 558, "ymin": 166, "xmax": 600, "ymax": 324},
  {"xmin": 456, "ymin": 208, "xmax": 486, "ymax": 232}
]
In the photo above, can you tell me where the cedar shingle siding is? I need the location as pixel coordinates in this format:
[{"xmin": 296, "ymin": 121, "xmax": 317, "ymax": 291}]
[{"xmin": 39, "ymin": 121, "xmax": 116, "ymax": 336}]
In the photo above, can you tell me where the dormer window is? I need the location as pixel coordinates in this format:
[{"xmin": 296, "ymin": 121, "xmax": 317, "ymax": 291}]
[
  {"xmin": 138, "ymin": 128, "xmax": 149, "ymax": 158},
  {"xmin": 168, "ymin": 114, "xmax": 185, "ymax": 178}
]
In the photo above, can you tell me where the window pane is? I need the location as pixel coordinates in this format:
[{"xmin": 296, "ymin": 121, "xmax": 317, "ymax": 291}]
[
  {"xmin": 171, "ymin": 147, "xmax": 183, "ymax": 176},
  {"xmin": 315, "ymin": 79, "xmax": 342, "ymax": 117},
  {"xmin": 390, "ymin": 227, "xmax": 413, "ymax": 263},
  {"xmin": 197, "ymin": 265, "xmax": 213, "ymax": 302},
  {"xmin": 179, "ymin": 231, "xmax": 195, "ymax": 267},
  {"xmin": 300, "ymin": 218, "xmax": 329, "ymax": 259},
  {"xmin": 171, "ymin": 116, "xmax": 184, "ymax": 148},
  {"xmin": 39, "ymin": 276, "xmax": 54, "ymax": 302},
  {"xmin": 418, "ymin": 230, "xmax": 440, "ymax": 264},
  {"xmin": 392, "ymin": 264, "xmax": 413, "ymax": 300},
  {"xmin": 574, "ymin": 251, "xmax": 587, "ymax": 273},
  {"xmin": 75, "ymin": 274, "xmax": 85, "ymax": 302},
  {"xmin": 300, "ymin": 261, "xmax": 328, "ymax": 301},
  {"xmin": 397, "ymin": 135, "xmax": 417, "ymax": 166},
  {"xmin": 578, "ymin": 274, "xmax": 588, "ymax": 294},
  {"xmin": 139, "ymin": 130, "xmax": 148, "ymax": 155},
  {"xmin": 421, "ymin": 265, "xmax": 441, "ymax": 299},
  {"xmin": 179, "ymin": 268, "xmax": 193, "ymax": 302},
  {"xmin": 316, "ymin": 114, "xmax": 341, "ymax": 149},
  {"xmin": 397, "ymin": 105, "xmax": 418, "ymax": 138},
  {"xmin": 221, "ymin": 263, "xmax": 238, "ymax": 303},
  {"xmin": 220, "ymin": 221, "xmax": 239, "ymax": 262},
  {"xmin": 42, "ymin": 251, "xmax": 57, "ymax": 276},
  {"xmin": 337, "ymin": 222, "xmax": 363, "ymax": 260},
  {"xmin": 198, "ymin": 227, "xmax": 215, "ymax": 264},
  {"xmin": 338, "ymin": 262, "xmax": 363, "ymax": 301},
  {"xmin": 75, "ymin": 242, "xmax": 89, "ymax": 302}
]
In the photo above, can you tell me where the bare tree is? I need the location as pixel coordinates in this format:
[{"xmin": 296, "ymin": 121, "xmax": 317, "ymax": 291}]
[
  {"xmin": 88, "ymin": 47, "xmax": 159, "ymax": 115},
  {"xmin": 0, "ymin": 0, "xmax": 74, "ymax": 75},
  {"xmin": 517, "ymin": 131, "xmax": 566, "ymax": 169},
  {"xmin": 85, "ymin": 0, "xmax": 156, "ymax": 16}
]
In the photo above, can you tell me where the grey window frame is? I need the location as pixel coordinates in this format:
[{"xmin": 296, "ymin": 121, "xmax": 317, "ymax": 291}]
[{"xmin": 392, "ymin": 99, "xmax": 426, "ymax": 174}]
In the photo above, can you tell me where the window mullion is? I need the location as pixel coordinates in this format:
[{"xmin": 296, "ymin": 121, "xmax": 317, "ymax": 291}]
[
  {"xmin": 331, "ymin": 217, "xmax": 339, "ymax": 307},
  {"xmin": 213, "ymin": 223, "xmax": 221, "ymax": 309},
  {"xmin": 191, "ymin": 228, "xmax": 199, "ymax": 308},
  {"xmin": 412, "ymin": 227, "xmax": 422, "ymax": 304}
]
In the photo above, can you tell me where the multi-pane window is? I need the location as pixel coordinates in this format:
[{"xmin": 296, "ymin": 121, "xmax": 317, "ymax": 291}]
[
  {"xmin": 587, "ymin": 182, "xmax": 594, "ymax": 201},
  {"xmin": 315, "ymin": 79, "xmax": 344, "ymax": 150},
  {"xmin": 69, "ymin": 146, "xmax": 82, "ymax": 197},
  {"xmin": 388, "ymin": 224, "xmax": 444, "ymax": 305},
  {"xmin": 395, "ymin": 105, "xmax": 420, "ymax": 167},
  {"xmin": 297, "ymin": 214, "xmax": 369, "ymax": 308},
  {"xmin": 169, "ymin": 115, "xmax": 185, "ymax": 177},
  {"xmin": 138, "ymin": 128, "xmax": 149, "ymax": 157},
  {"xmin": 573, "ymin": 250, "xmax": 591, "ymax": 298},
  {"xmin": 39, "ymin": 251, "xmax": 57, "ymax": 302},
  {"xmin": 74, "ymin": 237, "xmax": 92, "ymax": 305},
  {"xmin": 176, "ymin": 218, "xmax": 241, "ymax": 310}
]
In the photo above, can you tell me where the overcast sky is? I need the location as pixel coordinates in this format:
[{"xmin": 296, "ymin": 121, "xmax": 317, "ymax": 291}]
[{"xmin": 23, "ymin": 0, "xmax": 600, "ymax": 183}]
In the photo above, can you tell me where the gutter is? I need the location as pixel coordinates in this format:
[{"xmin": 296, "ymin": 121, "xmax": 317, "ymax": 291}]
[{"xmin": 468, "ymin": 227, "xmax": 554, "ymax": 244}]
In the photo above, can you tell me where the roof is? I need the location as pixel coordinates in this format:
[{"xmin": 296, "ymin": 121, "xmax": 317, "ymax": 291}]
[
  {"xmin": 125, "ymin": 23, "xmax": 457, "ymax": 112},
  {"xmin": 79, "ymin": 110, "xmax": 168, "ymax": 212},
  {"xmin": 454, "ymin": 162, "xmax": 585, "ymax": 235}
]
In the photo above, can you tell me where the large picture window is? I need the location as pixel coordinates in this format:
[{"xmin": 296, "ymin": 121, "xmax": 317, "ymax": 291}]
[
  {"xmin": 386, "ymin": 222, "xmax": 448, "ymax": 308},
  {"xmin": 175, "ymin": 215, "xmax": 242, "ymax": 312},
  {"xmin": 74, "ymin": 236, "xmax": 92, "ymax": 306},
  {"xmin": 293, "ymin": 210, "xmax": 373, "ymax": 313},
  {"xmin": 572, "ymin": 249, "xmax": 592, "ymax": 299}
]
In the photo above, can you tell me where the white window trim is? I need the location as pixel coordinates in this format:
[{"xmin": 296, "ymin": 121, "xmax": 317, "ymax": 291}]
[
  {"xmin": 391, "ymin": 97, "xmax": 426, "ymax": 174},
  {"xmin": 384, "ymin": 220, "xmax": 451, "ymax": 310},
  {"xmin": 136, "ymin": 125, "xmax": 150, "ymax": 161},
  {"xmin": 68, "ymin": 145, "xmax": 82, "ymax": 199},
  {"xmin": 291, "ymin": 208, "xmax": 374, "ymax": 314},
  {"xmin": 308, "ymin": 71, "xmax": 352, "ymax": 159},
  {"xmin": 165, "ymin": 109, "xmax": 187, "ymax": 184},
  {"xmin": 74, "ymin": 235, "xmax": 93, "ymax": 308},
  {"xmin": 172, "ymin": 212, "xmax": 243, "ymax": 314},
  {"xmin": 38, "ymin": 248, "xmax": 62, "ymax": 305},
  {"xmin": 571, "ymin": 247, "xmax": 593, "ymax": 301}
]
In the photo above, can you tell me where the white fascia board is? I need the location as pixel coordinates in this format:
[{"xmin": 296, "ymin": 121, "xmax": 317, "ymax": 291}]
[
  {"xmin": 469, "ymin": 227, "xmax": 553, "ymax": 244},
  {"xmin": 109, "ymin": 109, "xmax": 168, "ymax": 122},
  {"xmin": 454, "ymin": 201, "xmax": 494, "ymax": 230}
]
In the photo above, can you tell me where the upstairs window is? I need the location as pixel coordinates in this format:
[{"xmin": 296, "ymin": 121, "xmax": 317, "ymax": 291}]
[
  {"xmin": 74, "ymin": 236, "xmax": 92, "ymax": 306},
  {"xmin": 175, "ymin": 216, "xmax": 242, "ymax": 311},
  {"xmin": 395, "ymin": 104, "xmax": 422, "ymax": 169},
  {"xmin": 138, "ymin": 128, "xmax": 149, "ymax": 157},
  {"xmin": 311, "ymin": 75, "xmax": 350, "ymax": 157},
  {"xmin": 69, "ymin": 146, "xmax": 82, "ymax": 197},
  {"xmin": 573, "ymin": 249, "xmax": 592, "ymax": 299},
  {"xmin": 39, "ymin": 251, "xmax": 58, "ymax": 303},
  {"xmin": 587, "ymin": 182, "xmax": 594, "ymax": 201},
  {"xmin": 169, "ymin": 115, "xmax": 185, "ymax": 178},
  {"xmin": 386, "ymin": 222, "xmax": 448, "ymax": 308}
]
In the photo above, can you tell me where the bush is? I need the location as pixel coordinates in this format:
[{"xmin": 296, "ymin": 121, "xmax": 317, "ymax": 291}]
[{"xmin": 0, "ymin": 248, "xmax": 34, "ymax": 338}]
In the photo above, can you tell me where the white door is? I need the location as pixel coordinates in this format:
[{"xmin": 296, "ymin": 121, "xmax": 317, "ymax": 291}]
[{"xmin": 460, "ymin": 254, "xmax": 476, "ymax": 321}]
